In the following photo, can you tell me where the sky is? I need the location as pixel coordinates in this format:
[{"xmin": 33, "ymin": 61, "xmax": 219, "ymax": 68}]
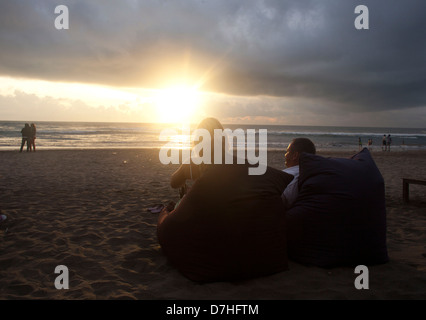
[{"xmin": 0, "ymin": 0, "xmax": 425, "ymax": 127}]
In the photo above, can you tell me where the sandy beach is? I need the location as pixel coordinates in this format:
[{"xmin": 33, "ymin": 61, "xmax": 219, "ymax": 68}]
[{"xmin": 0, "ymin": 148, "xmax": 425, "ymax": 300}]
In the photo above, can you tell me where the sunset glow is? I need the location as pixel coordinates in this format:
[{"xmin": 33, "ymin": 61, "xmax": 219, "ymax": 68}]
[
  {"xmin": 0, "ymin": 2, "xmax": 424, "ymax": 127},
  {"xmin": 154, "ymin": 85, "xmax": 201, "ymax": 124}
]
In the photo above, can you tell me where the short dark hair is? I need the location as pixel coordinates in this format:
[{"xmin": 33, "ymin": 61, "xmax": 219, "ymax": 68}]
[{"xmin": 290, "ymin": 138, "xmax": 316, "ymax": 155}]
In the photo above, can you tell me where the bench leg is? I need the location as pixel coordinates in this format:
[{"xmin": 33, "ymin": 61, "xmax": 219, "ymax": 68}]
[{"xmin": 403, "ymin": 181, "xmax": 409, "ymax": 203}]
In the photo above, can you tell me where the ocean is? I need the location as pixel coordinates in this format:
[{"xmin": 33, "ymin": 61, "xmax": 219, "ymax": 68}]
[{"xmin": 1, "ymin": 120, "xmax": 425, "ymax": 152}]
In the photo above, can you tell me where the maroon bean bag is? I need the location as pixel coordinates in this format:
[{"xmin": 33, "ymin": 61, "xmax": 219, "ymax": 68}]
[{"xmin": 157, "ymin": 163, "xmax": 293, "ymax": 282}]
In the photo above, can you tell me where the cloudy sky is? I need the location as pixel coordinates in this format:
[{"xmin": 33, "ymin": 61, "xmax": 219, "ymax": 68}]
[{"xmin": 0, "ymin": 0, "xmax": 425, "ymax": 127}]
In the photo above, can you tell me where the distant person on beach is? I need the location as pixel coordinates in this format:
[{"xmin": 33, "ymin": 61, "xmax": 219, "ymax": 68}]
[
  {"xmin": 382, "ymin": 135, "xmax": 387, "ymax": 151},
  {"xmin": 30, "ymin": 123, "xmax": 37, "ymax": 152},
  {"xmin": 19, "ymin": 123, "xmax": 31, "ymax": 152},
  {"xmin": 282, "ymin": 138, "xmax": 316, "ymax": 209},
  {"xmin": 358, "ymin": 137, "xmax": 362, "ymax": 151},
  {"xmin": 387, "ymin": 134, "xmax": 392, "ymax": 151},
  {"xmin": 368, "ymin": 138, "xmax": 372, "ymax": 151}
]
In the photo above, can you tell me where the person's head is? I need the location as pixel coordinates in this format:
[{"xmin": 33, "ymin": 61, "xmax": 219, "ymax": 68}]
[
  {"xmin": 25, "ymin": 123, "xmax": 30, "ymax": 127},
  {"xmin": 196, "ymin": 117, "xmax": 224, "ymax": 136},
  {"xmin": 194, "ymin": 117, "xmax": 225, "ymax": 173},
  {"xmin": 31, "ymin": 123, "xmax": 36, "ymax": 128},
  {"xmin": 285, "ymin": 138, "xmax": 316, "ymax": 168}
]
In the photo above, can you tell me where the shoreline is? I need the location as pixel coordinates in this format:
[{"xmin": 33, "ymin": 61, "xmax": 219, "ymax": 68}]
[{"xmin": 1, "ymin": 146, "xmax": 426, "ymax": 152}]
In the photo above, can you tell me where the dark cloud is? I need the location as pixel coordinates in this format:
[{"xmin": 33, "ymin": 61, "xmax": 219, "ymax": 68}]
[{"xmin": 0, "ymin": 0, "xmax": 425, "ymax": 113}]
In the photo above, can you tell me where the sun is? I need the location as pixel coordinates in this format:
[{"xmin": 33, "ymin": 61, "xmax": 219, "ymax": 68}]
[{"xmin": 154, "ymin": 85, "xmax": 201, "ymax": 124}]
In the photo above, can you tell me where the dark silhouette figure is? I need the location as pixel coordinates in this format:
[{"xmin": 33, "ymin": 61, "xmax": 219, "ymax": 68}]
[
  {"xmin": 386, "ymin": 134, "xmax": 392, "ymax": 151},
  {"xmin": 20, "ymin": 123, "xmax": 31, "ymax": 152},
  {"xmin": 368, "ymin": 138, "xmax": 372, "ymax": 151},
  {"xmin": 30, "ymin": 123, "xmax": 37, "ymax": 152}
]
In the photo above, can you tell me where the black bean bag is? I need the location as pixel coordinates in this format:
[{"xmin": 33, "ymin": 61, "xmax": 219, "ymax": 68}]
[
  {"xmin": 286, "ymin": 148, "xmax": 388, "ymax": 267},
  {"xmin": 157, "ymin": 163, "xmax": 294, "ymax": 282}
]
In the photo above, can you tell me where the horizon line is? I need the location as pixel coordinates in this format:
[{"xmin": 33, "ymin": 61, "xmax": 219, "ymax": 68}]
[{"xmin": 1, "ymin": 119, "xmax": 425, "ymax": 130}]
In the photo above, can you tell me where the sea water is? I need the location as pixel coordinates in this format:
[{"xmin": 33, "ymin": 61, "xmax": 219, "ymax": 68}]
[{"xmin": 1, "ymin": 120, "xmax": 425, "ymax": 151}]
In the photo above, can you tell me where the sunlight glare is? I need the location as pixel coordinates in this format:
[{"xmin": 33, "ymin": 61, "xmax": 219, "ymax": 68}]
[{"xmin": 154, "ymin": 86, "xmax": 200, "ymax": 124}]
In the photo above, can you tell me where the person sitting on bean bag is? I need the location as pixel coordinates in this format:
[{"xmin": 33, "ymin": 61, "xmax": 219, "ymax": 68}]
[{"xmin": 157, "ymin": 118, "xmax": 293, "ymax": 282}]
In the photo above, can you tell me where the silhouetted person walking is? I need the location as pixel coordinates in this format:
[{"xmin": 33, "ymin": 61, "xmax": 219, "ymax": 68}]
[
  {"xmin": 386, "ymin": 134, "xmax": 392, "ymax": 152},
  {"xmin": 382, "ymin": 134, "xmax": 387, "ymax": 151},
  {"xmin": 20, "ymin": 123, "xmax": 31, "ymax": 152},
  {"xmin": 30, "ymin": 123, "xmax": 37, "ymax": 152}
]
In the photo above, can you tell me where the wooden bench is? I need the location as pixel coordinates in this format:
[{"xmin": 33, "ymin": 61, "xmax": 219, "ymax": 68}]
[{"xmin": 402, "ymin": 178, "xmax": 426, "ymax": 203}]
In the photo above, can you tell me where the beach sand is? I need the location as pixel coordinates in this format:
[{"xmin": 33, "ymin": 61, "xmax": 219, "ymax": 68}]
[{"xmin": 0, "ymin": 148, "xmax": 425, "ymax": 300}]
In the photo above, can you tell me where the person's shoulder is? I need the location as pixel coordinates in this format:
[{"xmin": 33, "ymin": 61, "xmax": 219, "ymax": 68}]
[{"xmin": 283, "ymin": 165, "xmax": 299, "ymax": 176}]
